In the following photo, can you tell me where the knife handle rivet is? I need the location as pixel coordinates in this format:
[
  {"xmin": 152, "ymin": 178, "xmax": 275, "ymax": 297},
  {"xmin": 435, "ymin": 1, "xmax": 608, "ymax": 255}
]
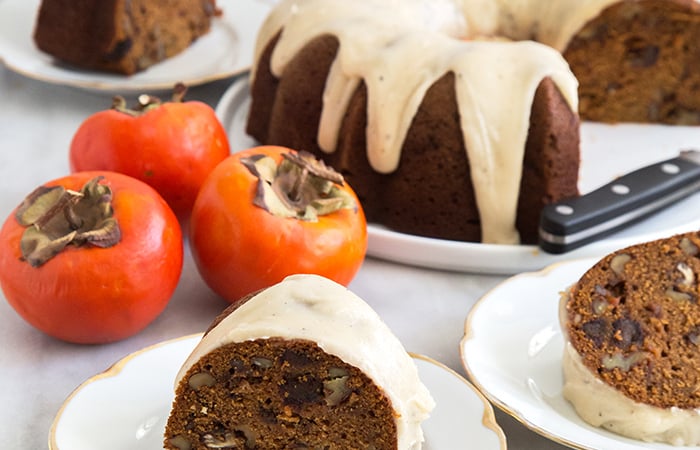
[
  {"xmin": 611, "ymin": 184, "xmax": 630, "ymax": 195},
  {"xmin": 661, "ymin": 163, "xmax": 680, "ymax": 174},
  {"xmin": 555, "ymin": 205, "xmax": 574, "ymax": 215}
]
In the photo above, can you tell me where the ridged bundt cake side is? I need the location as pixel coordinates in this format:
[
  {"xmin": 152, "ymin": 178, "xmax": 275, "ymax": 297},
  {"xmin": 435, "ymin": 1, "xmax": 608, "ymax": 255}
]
[{"xmin": 246, "ymin": 0, "xmax": 582, "ymax": 244}]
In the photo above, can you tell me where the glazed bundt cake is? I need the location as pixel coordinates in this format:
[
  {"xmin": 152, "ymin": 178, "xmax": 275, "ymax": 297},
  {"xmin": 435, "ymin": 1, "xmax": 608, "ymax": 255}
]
[
  {"xmin": 561, "ymin": 232, "xmax": 700, "ymax": 445},
  {"xmin": 164, "ymin": 274, "xmax": 435, "ymax": 450},
  {"xmin": 246, "ymin": 0, "xmax": 700, "ymax": 244},
  {"xmin": 33, "ymin": 0, "xmax": 220, "ymax": 75}
]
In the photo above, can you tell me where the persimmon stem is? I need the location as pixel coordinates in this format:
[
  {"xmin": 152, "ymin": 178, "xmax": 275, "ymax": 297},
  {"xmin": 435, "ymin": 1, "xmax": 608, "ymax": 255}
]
[
  {"xmin": 289, "ymin": 167, "xmax": 309, "ymax": 204},
  {"xmin": 172, "ymin": 82, "xmax": 188, "ymax": 103}
]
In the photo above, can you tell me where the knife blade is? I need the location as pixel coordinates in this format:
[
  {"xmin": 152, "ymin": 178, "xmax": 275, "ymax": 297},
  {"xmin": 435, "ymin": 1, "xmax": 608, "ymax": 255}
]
[{"xmin": 539, "ymin": 149, "xmax": 700, "ymax": 254}]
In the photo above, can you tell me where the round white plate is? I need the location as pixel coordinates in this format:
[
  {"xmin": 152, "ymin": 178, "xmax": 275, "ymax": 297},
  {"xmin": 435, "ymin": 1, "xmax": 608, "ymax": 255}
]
[
  {"xmin": 216, "ymin": 76, "xmax": 700, "ymax": 274},
  {"xmin": 460, "ymin": 258, "xmax": 698, "ymax": 450},
  {"xmin": 49, "ymin": 334, "xmax": 506, "ymax": 450},
  {"xmin": 0, "ymin": 0, "xmax": 271, "ymax": 92}
]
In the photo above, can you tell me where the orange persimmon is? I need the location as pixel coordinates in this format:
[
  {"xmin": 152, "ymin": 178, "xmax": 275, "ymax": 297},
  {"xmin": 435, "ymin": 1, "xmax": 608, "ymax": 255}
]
[
  {"xmin": 0, "ymin": 171, "xmax": 183, "ymax": 343},
  {"xmin": 189, "ymin": 146, "xmax": 367, "ymax": 303}
]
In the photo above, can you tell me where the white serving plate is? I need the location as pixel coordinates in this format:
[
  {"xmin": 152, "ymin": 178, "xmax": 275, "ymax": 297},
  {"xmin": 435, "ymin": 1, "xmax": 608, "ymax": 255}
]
[
  {"xmin": 216, "ymin": 76, "xmax": 700, "ymax": 274},
  {"xmin": 49, "ymin": 334, "xmax": 506, "ymax": 450},
  {"xmin": 460, "ymin": 258, "xmax": 698, "ymax": 450},
  {"xmin": 0, "ymin": 0, "xmax": 271, "ymax": 92}
]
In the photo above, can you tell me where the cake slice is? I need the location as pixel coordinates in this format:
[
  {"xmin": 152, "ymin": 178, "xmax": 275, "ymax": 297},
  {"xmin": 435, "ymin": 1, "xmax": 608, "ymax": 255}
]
[
  {"xmin": 561, "ymin": 232, "xmax": 700, "ymax": 445},
  {"xmin": 164, "ymin": 274, "xmax": 435, "ymax": 450},
  {"xmin": 33, "ymin": 0, "xmax": 219, "ymax": 75}
]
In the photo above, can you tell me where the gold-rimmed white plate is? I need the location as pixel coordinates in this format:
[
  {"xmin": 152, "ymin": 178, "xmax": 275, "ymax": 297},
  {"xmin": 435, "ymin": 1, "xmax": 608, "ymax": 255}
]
[
  {"xmin": 0, "ymin": 0, "xmax": 271, "ymax": 93},
  {"xmin": 49, "ymin": 334, "xmax": 506, "ymax": 449},
  {"xmin": 460, "ymin": 258, "xmax": 698, "ymax": 450},
  {"xmin": 216, "ymin": 76, "xmax": 700, "ymax": 275}
]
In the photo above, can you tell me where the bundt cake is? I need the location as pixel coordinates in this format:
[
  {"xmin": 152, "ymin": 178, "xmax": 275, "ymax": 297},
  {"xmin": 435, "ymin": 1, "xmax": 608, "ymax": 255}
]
[
  {"xmin": 164, "ymin": 274, "xmax": 435, "ymax": 450},
  {"xmin": 246, "ymin": 0, "xmax": 700, "ymax": 244},
  {"xmin": 33, "ymin": 0, "xmax": 220, "ymax": 75},
  {"xmin": 561, "ymin": 232, "xmax": 700, "ymax": 445}
]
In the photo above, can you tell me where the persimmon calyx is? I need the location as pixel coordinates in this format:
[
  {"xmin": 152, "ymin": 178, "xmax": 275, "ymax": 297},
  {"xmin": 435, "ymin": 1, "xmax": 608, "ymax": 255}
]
[
  {"xmin": 15, "ymin": 176, "xmax": 121, "ymax": 267},
  {"xmin": 241, "ymin": 151, "xmax": 357, "ymax": 222},
  {"xmin": 112, "ymin": 82, "xmax": 188, "ymax": 117}
]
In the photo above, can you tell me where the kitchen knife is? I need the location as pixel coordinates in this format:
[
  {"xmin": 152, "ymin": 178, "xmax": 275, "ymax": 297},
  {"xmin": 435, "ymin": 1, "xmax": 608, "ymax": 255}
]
[{"xmin": 539, "ymin": 149, "xmax": 700, "ymax": 254}]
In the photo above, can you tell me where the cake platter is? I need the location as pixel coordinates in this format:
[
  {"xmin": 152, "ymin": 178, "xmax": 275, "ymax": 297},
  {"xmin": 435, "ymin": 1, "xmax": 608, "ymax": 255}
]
[
  {"xmin": 0, "ymin": 0, "xmax": 271, "ymax": 93},
  {"xmin": 48, "ymin": 334, "xmax": 506, "ymax": 450},
  {"xmin": 460, "ymin": 258, "xmax": 698, "ymax": 450},
  {"xmin": 217, "ymin": 76, "xmax": 700, "ymax": 274}
]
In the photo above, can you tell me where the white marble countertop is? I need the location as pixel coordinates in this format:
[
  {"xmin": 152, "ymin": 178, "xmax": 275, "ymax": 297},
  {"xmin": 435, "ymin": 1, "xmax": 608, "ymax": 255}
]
[{"xmin": 0, "ymin": 66, "xmax": 576, "ymax": 449}]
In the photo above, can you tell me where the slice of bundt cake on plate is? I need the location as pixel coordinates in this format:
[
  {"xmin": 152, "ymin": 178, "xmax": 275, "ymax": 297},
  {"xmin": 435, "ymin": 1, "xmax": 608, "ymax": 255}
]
[
  {"xmin": 561, "ymin": 231, "xmax": 700, "ymax": 445},
  {"xmin": 164, "ymin": 274, "xmax": 435, "ymax": 450}
]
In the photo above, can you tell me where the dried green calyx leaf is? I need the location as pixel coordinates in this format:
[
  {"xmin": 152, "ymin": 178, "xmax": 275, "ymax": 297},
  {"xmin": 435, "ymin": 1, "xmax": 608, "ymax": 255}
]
[
  {"xmin": 241, "ymin": 151, "xmax": 356, "ymax": 222},
  {"xmin": 15, "ymin": 176, "xmax": 121, "ymax": 267}
]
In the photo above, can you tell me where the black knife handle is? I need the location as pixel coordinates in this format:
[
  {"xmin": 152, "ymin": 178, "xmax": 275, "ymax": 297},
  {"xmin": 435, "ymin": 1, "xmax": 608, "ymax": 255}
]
[{"xmin": 539, "ymin": 152, "xmax": 700, "ymax": 254}]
